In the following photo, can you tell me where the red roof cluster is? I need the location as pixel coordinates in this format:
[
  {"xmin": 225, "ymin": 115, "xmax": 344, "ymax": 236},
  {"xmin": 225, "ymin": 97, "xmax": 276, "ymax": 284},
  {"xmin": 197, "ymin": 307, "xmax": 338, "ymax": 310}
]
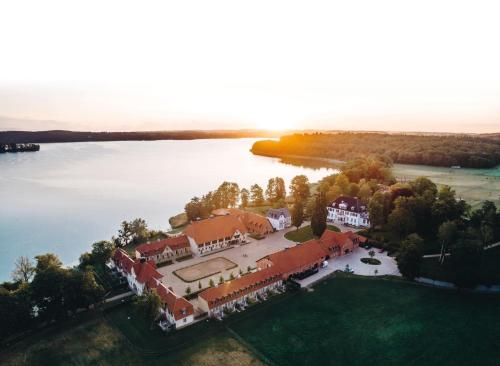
[
  {"xmin": 157, "ymin": 284, "xmax": 194, "ymax": 320},
  {"xmin": 135, "ymin": 235, "xmax": 190, "ymax": 257},
  {"xmin": 315, "ymin": 230, "xmax": 367, "ymax": 253},
  {"xmin": 199, "ymin": 266, "xmax": 282, "ymax": 309}
]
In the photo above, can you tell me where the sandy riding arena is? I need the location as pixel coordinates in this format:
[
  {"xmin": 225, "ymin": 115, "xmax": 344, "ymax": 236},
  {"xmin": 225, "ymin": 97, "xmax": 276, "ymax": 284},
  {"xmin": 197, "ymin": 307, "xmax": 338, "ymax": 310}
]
[{"xmin": 173, "ymin": 257, "xmax": 238, "ymax": 282}]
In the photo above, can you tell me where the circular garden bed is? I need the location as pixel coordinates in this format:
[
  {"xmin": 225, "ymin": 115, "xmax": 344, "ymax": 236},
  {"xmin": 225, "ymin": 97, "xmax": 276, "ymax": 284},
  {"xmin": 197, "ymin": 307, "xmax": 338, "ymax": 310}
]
[{"xmin": 360, "ymin": 258, "xmax": 381, "ymax": 265}]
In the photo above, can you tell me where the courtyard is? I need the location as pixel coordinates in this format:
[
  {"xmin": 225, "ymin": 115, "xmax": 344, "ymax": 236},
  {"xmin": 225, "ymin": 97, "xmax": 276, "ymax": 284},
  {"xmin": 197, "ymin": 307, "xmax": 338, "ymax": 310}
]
[{"xmin": 173, "ymin": 257, "xmax": 237, "ymax": 282}]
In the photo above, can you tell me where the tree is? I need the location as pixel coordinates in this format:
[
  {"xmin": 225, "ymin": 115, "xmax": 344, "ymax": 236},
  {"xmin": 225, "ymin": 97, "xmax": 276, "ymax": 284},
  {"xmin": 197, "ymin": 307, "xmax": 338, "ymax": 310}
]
[
  {"xmin": 116, "ymin": 220, "xmax": 134, "ymax": 246},
  {"xmin": 134, "ymin": 290, "xmax": 162, "ymax": 329},
  {"xmin": 185, "ymin": 196, "xmax": 205, "ymax": 221},
  {"xmin": 80, "ymin": 240, "xmax": 115, "ymax": 269},
  {"xmin": 219, "ymin": 275, "xmax": 224, "ymax": 284},
  {"xmin": 229, "ymin": 272, "xmax": 235, "ymax": 280},
  {"xmin": 198, "ymin": 281, "xmax": 202, "ymax": 290},
  {"xmin": 388, "ymin": 207, "xmax": 416, "ymax": 240},
  {"xmin": 11, "ymin": 256, "xmax": 35, "ymax": 283},
  {"xmin": 358, "ymin": 183, "xmax": 372, "ymax": 203},
  {"xmin": 209, "ymin": 279, "xmax": 215, "ymax": 287},
  {"xmin": 368, "ymin": 191, "xmax": 386, "ymax": 228},
  {"xmin": 0, "ymin": 284, "xmax": 32, "ymax": 339},
  {"xmin": 450, "ymin": 239, "xmax": 483, "ymax": 288},
  {"xmin": 368, "ymin": 250, "xmax": 375, "ymax": 258},
  {"xmin": 274, "ymin": 177, "xmax": 286, "ymax": 202},
  {"xmin": 289, "ymin": 175, "xmax": 310, "ymax": 203},
  {"xmin": 396, "ymin": 234, "xmax": 423, "ymax": 280},
  {"xmin": 266, "ymin": 178, "xmax": 276, "ymax": 203},
  {"xmin": 240, "ymin": 188, "xmax": 250, "ymax": 208},
  {"xmin": 311, "ymin": 191, "xmax": 327, "ymax": 237},
  {"xmin": 326, "ymin": 185, "xmax": 343, "ymax": 203},
  {"xmin": 247, "ymin": 265, "xmax": 252, "ymax": 272},
  {"xmin": 130, "ymin": 218, "xmax": 148, "ymax": 243},
  {"xmin": 79, "ymin": 270, "xmax": 104, "ymax": 308},
  {"xmin": 250, "ymin": 184, "xmax": 264, "ymax": 206},
  {"xmin": 291, "ymin": 200, "xmax": 304, "ymax": 230},
  {"xmin": 334, "ymin": 174, "xmax": 350, "ymax": 194},
  {"xmin": 34, "ymin": 253, "xmax": 63, "ymax": 272},
  {"xmin": 185, "ymin": 286, "xmax": 192, "ymax": 295},
  {"xmin": 480, "ymin": 224, "xmax": 495, "ymax": 247},
  {"xmin": 437, "ymin": 221, "xmax": 457, "ymax": 264}
]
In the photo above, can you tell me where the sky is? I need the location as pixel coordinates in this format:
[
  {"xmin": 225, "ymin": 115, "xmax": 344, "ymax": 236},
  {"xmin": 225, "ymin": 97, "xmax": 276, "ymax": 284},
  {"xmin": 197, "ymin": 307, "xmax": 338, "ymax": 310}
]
[{"xmin": 0, "ymin": 0, "xmax": 499, "ymax": 133}]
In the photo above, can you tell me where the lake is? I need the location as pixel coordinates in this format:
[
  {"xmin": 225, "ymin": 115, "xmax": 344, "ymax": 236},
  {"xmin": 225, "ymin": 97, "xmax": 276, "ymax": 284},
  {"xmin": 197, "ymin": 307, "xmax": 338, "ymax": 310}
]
[{"xmin": 0, "ymin": 139, "xmax": 335, "ymax": 281}]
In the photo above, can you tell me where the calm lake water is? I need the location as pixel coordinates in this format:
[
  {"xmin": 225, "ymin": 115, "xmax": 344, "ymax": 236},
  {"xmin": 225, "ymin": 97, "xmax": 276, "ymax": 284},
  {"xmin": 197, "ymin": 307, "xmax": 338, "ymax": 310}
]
[{"xmin": 0, "ymin": 139, "xmax": 334, "ymax": 280}]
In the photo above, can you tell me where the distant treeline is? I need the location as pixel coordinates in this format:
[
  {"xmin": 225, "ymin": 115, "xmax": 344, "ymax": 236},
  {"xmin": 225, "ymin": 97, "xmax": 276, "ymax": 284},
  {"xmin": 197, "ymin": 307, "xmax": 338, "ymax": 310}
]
[
  {"xmin": 0, "ymin": 143, "xmax": 40, "ymax": 153},
  {"xmin": 0, "ymin": 130, "xmax": 281, "ymax": 144},
  {"xmin": 252, "ymin": 133, "xmax": 500, "ymax": 169}
]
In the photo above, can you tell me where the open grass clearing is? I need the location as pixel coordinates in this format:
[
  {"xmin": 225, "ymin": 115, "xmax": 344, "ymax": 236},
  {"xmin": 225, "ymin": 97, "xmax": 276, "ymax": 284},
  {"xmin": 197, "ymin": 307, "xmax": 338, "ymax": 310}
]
[{"xmin": 284, "ymin": 224, "xmax": 340, "ymax": 243}]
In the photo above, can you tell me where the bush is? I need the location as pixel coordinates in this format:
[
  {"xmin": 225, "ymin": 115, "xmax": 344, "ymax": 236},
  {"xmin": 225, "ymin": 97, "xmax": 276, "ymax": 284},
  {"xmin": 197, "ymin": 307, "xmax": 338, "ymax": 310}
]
[{"xmin": 360, "ymin": 258, "xmax": 381, "ymax": 265}]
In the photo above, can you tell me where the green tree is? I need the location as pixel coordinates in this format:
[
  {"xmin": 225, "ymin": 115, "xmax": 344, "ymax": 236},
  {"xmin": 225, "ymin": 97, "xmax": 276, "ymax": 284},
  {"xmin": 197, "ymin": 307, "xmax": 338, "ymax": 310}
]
[
  {"xmin": 11, "ymin": 256, "xmax": 35, "ymax": 283},
  {"xmin": 450, "ymin": 239, "xmax": 483, "ymax": 288},
  {"xmin": 480, "ymin": 224, "xmax": 495, "ymax": 247},
  {"xmin": 368, "ymin": 250, "xmax": 375, "ymax": 258},
  {"xmin": 185, "ymin": 286, "xmax": 192, "ymax": 295},
  {"xmin": 274, "ymin": 177, "xmax": 286, "ymax": 202},
  {"xmin": 229, "ymin": 272, "xmax": 235, "ymax": 280},
  {"xmin": 198, "ymin": 281, "xmax": 202, "ymax": 290},
  {"xmin": 437, "ymin": 221, "xmax": 457, "ymax": 264},
  {"xmin": 289, "ymin": 175, "xmax": 310, "ymax": 203},
  {"xmin": 291, "ymin": 200, "xmax": 304, "ymax": 230},
  {"xmin": 219, "ymin": 275, "xmax": 224, "ymax": 284},
  {"xmin": 396, "ymin": 234, "xmax": 423, "ymax": 280},
  {"xmin": 250, "ymin": 184, "xmax": 264, "ymax": 206},
  {"xmin": 334, "ymin": 173, "xmax": 350, "ymax": 194},
  {"xmin": 311, "ymin": 191, "xmax": 327, "ymax": 237},
  {"xmin": 240, "ymin": 188, "xmax": 250, "ymax": 208},
  {"xmin": 134, "ymin": 290, "xmax": 162, "ymax": 329},
  {"xmin": 209, "ymin": 279, "xmax": 215, "ymax": 287},
  {"xmin": 185, "ymin": 196, "xmax": 206, "ymax": 221},
  {"xmin": 358, "ymin": 183, "xmax": 373, "ymax": 203},
  {"xmin": 388, "ymin": 207, "xmax": 416, "ymax": 240},
  {"xmin": 266, "ymin": 178, "xmax": 276, "ymax": 203},
  {"xmin": 326, "ymin": 185, "xmax": 343, "ymax": 203},
  {"xmin": 368, "ymin": 191, "xmax": 386, "ymax": 228}
]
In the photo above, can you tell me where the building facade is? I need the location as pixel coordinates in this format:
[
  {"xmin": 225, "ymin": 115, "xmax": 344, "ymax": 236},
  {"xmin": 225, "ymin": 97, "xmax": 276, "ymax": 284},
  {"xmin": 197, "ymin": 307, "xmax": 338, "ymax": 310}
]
[
  {"xmin": 267, "ymin": 208, "xmax": 292, "ymax": 231},
  {"xmin": 135, "ymin": 235, "xmax": 191, "ymax": 264},
  {"xmin": 198, "ymin": 266, "xmax": 283, "ymax": 317},
  {"xmin": 327, "ymin": 196, "xmax": 370, "ymax": 228},
  {"xmin": 184, "ymin": 215, "xmax": 248, "ymax": 256}
]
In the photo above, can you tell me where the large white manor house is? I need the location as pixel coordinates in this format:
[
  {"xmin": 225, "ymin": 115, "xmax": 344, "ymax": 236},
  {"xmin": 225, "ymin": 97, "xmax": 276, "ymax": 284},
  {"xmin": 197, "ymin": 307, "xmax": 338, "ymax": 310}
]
[{"xmin": 327, "ymin": 196, "xmax": 370, "ymax": 228}]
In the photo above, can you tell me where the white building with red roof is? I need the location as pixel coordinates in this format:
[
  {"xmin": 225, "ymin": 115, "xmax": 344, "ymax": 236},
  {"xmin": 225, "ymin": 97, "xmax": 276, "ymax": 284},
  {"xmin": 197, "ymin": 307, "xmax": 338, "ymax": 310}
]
[
  {"xmin": 157, "ymin": 284, "xmax": 194, "ymax": 328},
  {"xmin": 135, "ymin": 235, "xmax": 191, "ymax": 265},
  {"xmin": 184, "ymin": 215, "xmax": 248, "ymax": 256},
  {"xmin": 198, "ymin": 266, "xmax": 283, "ymax": 317}
]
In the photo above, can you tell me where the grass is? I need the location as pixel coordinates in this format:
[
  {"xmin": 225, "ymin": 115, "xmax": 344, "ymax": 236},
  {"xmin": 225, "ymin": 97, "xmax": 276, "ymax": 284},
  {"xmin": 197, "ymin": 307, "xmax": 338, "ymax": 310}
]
[
  {"xmin": 3, "ymin": 276, "xmax": 500, "ymax": 365},
  {"xmin": 393, "ymin": 164, "xmax": 500, "ymax": 210},
  {"xmin": 227, "ymin": 275, "xmax": 500, "ymax": 366},
  {"xmin": 420, "ymin": 245, "xmax": 500, "ymax": 284},
  {"xmin": 285, "ymin": 224, "xmax": 340, "ymax": 243}
]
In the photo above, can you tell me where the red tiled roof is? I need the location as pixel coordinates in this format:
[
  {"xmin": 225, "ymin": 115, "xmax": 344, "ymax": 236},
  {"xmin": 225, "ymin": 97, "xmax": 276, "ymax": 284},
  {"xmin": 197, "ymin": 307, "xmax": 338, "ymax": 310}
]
[
  {"xmin": 157, "ymin": 284, "xmax": 194, "ymax": 320},
  {"xmin": 317, "ymin": 230, "xmax": 365, "ymax": 251},
  {"xmin": 133, "ymin": 260, "xmax": 163, "ymax": 284},
  {"xmin": 212, "ymin": 208, "xmax": 273, "ymax": 235},
  {"xmin": 199, "ymin": 266, "xmax": 282, "ymax": 309},
  {"xmin": 260, "ymin": 240, "xmax": 328, "ymax": 275},
  {"xmin": 184, "ymin": 215, "xmax": 247, "ymax": 245},
  {"xmin": 135, "ymin": 235, "xmax": 190, "ymax": 257}
]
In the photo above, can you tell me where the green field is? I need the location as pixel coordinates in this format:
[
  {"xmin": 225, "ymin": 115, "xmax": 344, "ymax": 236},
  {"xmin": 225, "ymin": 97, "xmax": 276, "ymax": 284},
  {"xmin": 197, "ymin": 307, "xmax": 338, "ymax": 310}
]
[
  {"xmin": 284, "ymin": 224, "xmax": 340, "ymax": 243},
  {"xmin": 393, "ymin": 164, "xmax": 500, "ymax": 209},
  {"xmin": 2, "ymin": 276, "xmax": 500, "ymax": 366},
  {"xmin": 228, "ymin": 276, "xmax": 500, "ymax": 366}
]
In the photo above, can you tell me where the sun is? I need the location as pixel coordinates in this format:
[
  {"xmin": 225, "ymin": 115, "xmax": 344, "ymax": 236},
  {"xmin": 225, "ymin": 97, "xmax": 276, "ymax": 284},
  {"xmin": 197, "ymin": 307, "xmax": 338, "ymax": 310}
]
[{"xmin": 248, "ymin": 109, "xmax": 300, "ymax": 131}]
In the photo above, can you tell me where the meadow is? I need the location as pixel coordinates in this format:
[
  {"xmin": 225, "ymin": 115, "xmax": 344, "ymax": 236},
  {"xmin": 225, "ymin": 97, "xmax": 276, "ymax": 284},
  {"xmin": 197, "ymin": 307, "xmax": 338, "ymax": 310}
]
[
  {"xmin": 393, "ymin": 164, "xmax": 500, "ymax": 209},
  {"xmin": 3, "ymin": 276, "xmax": 499, "ymax": 366}
]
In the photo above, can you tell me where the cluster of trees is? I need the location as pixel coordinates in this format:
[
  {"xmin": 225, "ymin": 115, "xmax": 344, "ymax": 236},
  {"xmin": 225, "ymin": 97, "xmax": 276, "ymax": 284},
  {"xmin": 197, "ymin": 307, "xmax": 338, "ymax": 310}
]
[
  {"xmin": 1, "ymin": 217, "xmax": 160, "ymax": 341},
  {"xmin": 1, "ymin": 253, "xmax": 104, "ymax": 340},
  {"xmin": 184, "ymin": 177, "xmax": 291, "ymax": 222},
  {"xmin": 252, "ymin": 132, "xmax": 500, "ymax": 168},
  {"xmin": 0, "ymin": 143, "xmax": 40, "ymax": 153},
  {"xmin": 112, "ymin": 218, "xmax": 167, "ymax": 247},
  {"xmin": 364, "ymin": 175, "xmax": 500, "ymax": 288}
]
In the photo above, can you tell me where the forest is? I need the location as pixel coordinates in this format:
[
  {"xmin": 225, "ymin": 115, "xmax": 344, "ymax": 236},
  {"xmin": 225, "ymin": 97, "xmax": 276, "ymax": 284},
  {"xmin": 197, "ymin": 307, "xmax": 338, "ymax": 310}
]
[{"xmin": 251, "ymin": 132, "xmax": 500, "ymax": 168}]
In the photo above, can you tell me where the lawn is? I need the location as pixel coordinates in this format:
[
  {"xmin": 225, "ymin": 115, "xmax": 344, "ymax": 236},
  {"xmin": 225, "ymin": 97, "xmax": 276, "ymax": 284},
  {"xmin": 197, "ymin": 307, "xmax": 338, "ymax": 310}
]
[
  {"xmin": 420, "ymin": 245, "xmax": 500, "ymax": 284},
  {"xmin": 3, "ymin": 276, "xmax": 500, "ymax": 365},
  {"xmin": 285, "ymin": 224, "xmax": 340, "ymax": 243},
  {"xmin": 227, "ymin": 275, "xmax": 500, "ymax": 366}
]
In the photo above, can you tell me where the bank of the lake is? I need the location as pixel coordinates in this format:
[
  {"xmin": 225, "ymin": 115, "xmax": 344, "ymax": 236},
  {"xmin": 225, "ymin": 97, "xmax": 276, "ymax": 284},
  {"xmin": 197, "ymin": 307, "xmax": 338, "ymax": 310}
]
[
  {"xmin": 259, "ymin": 153, "xmax": 500, "ymax": 210},
  {"xmin": 0, "ymin": 139, "xmax": 336, "ymax": 281}
]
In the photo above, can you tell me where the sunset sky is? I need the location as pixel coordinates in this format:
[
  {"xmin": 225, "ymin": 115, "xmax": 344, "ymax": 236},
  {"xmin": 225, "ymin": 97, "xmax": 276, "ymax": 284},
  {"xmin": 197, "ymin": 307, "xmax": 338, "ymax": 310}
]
[{"xmin": 1, "ymin": 0, "xmax": 499, "ymax": 133}]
